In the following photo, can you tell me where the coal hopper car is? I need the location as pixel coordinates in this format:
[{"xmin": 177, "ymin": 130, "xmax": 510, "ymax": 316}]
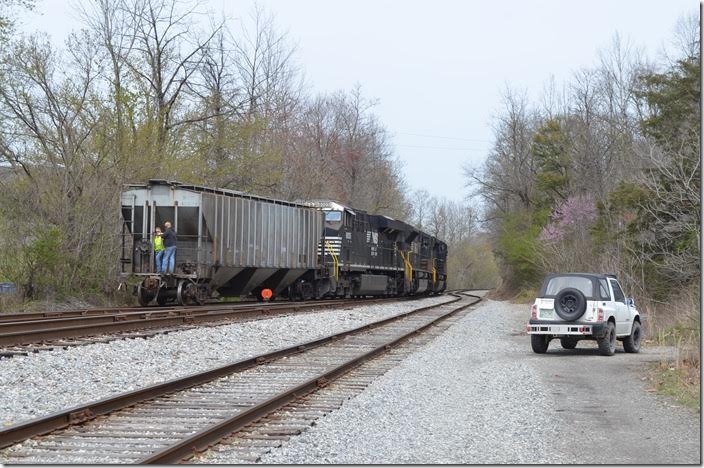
[{"xmin": 119, "ymin": 180, "xmax": 323, "ymax": 305}]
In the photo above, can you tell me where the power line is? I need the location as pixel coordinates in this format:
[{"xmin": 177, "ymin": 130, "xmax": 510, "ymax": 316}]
[{"xmin": 395, "ymin": 132, "xmax": 491, "ymax": 143}]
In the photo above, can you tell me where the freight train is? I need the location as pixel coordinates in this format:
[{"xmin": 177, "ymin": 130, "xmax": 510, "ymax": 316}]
[{"xmin": 119, "ymin": 180, "xmax": 447, "ymax": 305}]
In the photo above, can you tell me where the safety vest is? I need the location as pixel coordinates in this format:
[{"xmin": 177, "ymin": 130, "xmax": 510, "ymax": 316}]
[{"xmin": 154, "ymin": 235, "xmax": 165, "ymax": 252}]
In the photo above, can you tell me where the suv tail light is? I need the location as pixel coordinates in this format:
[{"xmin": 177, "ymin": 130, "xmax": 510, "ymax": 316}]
[
  {"xmin": 531, "ymin": 304, "xmax": 537, "ymax": 319},
  {"xmin": 597, "ymin": 308, "xmax": 604, "ymax": 322}
]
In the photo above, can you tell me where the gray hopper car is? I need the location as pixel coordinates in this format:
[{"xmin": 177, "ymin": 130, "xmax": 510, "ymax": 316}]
[{"xmin": 119, "ymin": 180, "xmax": 323, "ymax": 305}]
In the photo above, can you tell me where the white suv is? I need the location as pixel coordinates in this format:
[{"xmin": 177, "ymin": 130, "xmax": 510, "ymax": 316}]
[{"xmin": 526, "ymin": 273, "xmax": 642, "ymax": 356}]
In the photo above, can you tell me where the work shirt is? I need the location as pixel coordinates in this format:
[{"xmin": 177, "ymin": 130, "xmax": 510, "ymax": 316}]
[
  {"xmin": 154, "ymin": 235, "xmax": 164, "ymax": 252},
  {"xmin": 162, "ymin": 228, "xmax": 177, "ymax": 247}
]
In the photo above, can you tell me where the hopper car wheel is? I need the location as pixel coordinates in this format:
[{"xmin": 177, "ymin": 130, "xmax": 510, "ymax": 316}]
[
  {"xmin": 194, "ymin": 284, "xmax": 209, "ymax": 305},
  {"xmin": 176, "ymin": 280, "xmax": 198, "ymax": 306},
  {"xmin": 137, "ymin": 282, "xmax": 155, "ymax": 306}
]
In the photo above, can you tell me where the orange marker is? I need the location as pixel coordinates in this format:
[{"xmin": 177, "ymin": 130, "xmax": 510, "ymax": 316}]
[{"xmin": 261, "ymin": 288, "xmax": 273, "ymax": 301}]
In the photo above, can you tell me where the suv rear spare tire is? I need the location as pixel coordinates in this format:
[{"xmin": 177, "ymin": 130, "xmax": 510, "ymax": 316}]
[{"xmin": 554, "ymin": 288, "xmax": 587, "ymax": 321}]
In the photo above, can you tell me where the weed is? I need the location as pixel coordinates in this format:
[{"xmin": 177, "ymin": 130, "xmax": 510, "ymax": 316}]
[{"xmin": 649, "ymin": 362, "xmax": 700, "ymax": 411}]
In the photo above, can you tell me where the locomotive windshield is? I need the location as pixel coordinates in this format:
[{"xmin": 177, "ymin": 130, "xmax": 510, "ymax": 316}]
[{"xmin": 325, "ymin": 211, "xmax": 342, "ymax": 222}]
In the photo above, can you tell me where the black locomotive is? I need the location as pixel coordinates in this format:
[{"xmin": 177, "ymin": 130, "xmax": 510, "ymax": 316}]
[
  {"xmin": 291, "ymin": 200, "xmax": 447, "ymax": 300},
  {"xmin": 119, "ymin": 181, "xmax": 447, "ymax": 305}
]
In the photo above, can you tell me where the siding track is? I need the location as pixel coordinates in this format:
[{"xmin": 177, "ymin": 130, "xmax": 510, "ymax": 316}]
[{"xmin": 0, "ymin": 297, "xmax": 408, "ymax": 356}]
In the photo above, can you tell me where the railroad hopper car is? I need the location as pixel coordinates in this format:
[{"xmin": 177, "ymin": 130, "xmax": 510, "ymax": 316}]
[{"xmin": 119, "ymin": 180, "xmax": 447, "ymax": 305}]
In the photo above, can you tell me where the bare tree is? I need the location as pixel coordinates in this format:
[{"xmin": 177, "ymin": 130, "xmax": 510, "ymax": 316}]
[
  {"xmin": 231, "ymin": 4, "xmax": 299, "ymax": 120},
  {"xmin": 77, "ymin": 0, "xmax": 139, "ymax": 160},
  {"xmin": 671, "ymin": 11, "xmax": 700, "ymax": 60},
  {"xmin": 125, "ymin": 0, "xmax": 220, "ymax": 155},
  {"xmin": 465, "ymin": 88, "xmax": 537, "ymax": 215}
]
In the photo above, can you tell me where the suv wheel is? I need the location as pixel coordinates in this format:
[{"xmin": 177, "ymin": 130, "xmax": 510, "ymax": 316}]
[
  {"xmin": 623, "ymin": 321, "xmax": 642, "ymax": 353},
  {"xmin": 560, "ymin": 337, "xmax": 578, "ymax": 349},
  {"xmin": 597, "ymin": 322, "xmax": 616, "ymax": 356},
  {"xmin": 531, "ymin": 335, "xmax": 550, "ymax": 354}
]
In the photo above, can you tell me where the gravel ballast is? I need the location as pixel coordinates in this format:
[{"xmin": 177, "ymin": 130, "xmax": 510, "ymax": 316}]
[
  {"xmin": 258, "ymin": 299, "xmax": 700, "ymax": 464},
  {"xmin": 0, "ymin": 296, "xmax": 453, "ymax": 427},
  {"xmin": 258, "ymin": 298, "xmax": 560, "ymax": 464}
]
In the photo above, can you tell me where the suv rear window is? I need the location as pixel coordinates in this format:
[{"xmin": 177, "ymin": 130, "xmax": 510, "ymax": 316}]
[{"xmin": 544, "ymin": 276, "xmax": 594, "ymax": 298}]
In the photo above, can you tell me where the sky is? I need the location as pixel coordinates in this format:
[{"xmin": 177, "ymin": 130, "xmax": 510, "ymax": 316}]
[{"xmin": 19, "ymin": 0, "xmax": 696, "ymax": 203}]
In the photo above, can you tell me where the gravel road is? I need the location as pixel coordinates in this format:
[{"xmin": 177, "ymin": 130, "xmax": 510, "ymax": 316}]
[
  {"xmin": 0, "ymin": 296, "xmax": 453, "ymax": 427},
  {"xmin": 259, "ymin": 298, "xmax": 700, "ymax": 464}
]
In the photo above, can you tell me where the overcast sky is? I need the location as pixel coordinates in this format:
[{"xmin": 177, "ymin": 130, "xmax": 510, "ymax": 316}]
[{"xmin": 20, "ymin": 0, "xmax": 695, "ymax": 202}]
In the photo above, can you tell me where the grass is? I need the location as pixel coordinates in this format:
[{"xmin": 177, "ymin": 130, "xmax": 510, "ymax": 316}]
[
  {"xmin": 654, "ymin": 323, "xmax": 699, "ymax": 347},
  {"xmin": 649, "ymin": 362, "xmax": 700, "ymax": 411},
  {"xmin": 644, "ymin": 287, "xmax": 700, "ymax": 412},
  {"xmin": 513, "ymin": 287, "xmax": 539, "ymax": 304}
]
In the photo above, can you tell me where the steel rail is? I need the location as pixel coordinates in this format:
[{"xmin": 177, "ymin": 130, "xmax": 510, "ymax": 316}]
[
  {"xmin": 0, "ymin": 302, "xmax": 267, "ymax": 323},
  {"xmin": 0, "ymin": 297, "xmax": 408, "ymax": 347},
  {"xmin": 0, "ymin": 295, "xmax": 406, "ymax": 323},
  {"xmin": 0, "ymin": 293, "xmax": 476, "ymax": 454},
  {"xmin": 0, "ymin": 300, "xmax": 348, "ymax": 333}
]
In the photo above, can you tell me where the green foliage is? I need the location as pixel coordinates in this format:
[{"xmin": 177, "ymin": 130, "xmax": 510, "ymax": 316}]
[
  {"xmin": 0, "ymin": 222, "xmax": 64, "ymax": 299},
  {"xmin": 638, "ymin": 56, "xmax": 700, "ymax": 155},
  {"xmin": 531, "ymin": 119, "xmax": 571, "ymax": 207},
  {"xmin": 592, "ymin": 181, "xmax": 648, "ymax": 245},
  {"xmin": 496, "ymin": 211, "xmax": 543, "ymax": 290},
  {"xmin": 633, "ymin": 53, "xmax": 700, "ymax": 295}
]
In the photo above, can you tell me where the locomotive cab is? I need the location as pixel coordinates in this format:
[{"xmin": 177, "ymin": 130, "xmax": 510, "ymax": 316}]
[{"xmin": 324, "ymin": 210, "xmax": 343, "ymax": 235}]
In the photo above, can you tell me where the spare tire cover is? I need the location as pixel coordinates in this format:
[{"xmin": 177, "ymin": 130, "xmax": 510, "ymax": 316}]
[{"xmin": 554, "ymin": 287, "xmax": 587, "ymax": 321}]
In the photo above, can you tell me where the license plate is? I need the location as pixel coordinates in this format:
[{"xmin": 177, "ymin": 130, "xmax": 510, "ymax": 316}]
[{"xmin": 539, "ymin": 309, "xmax": 553, "ymax": 319}]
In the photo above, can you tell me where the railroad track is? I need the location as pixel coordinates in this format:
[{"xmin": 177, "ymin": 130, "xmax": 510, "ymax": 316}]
[
  {"xmin": 0, "ymin": 297, "xmax": 413, "ymax": 356},
  {"xmin": 196, "ymin": 293, "xmax": 481, "ymax": 463},
  {"xmin": 0, "ymin": 292, "xmax": 481, "ymax": 464}
]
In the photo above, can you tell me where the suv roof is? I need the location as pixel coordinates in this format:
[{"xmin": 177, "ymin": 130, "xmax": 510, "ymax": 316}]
[
  {"xmin": 545, "ymin": 272, "xmax": 617, "ymax": 280},
  {"xmin": 538, "ymin": 273, "xmax": 618, "ymax": 301}
]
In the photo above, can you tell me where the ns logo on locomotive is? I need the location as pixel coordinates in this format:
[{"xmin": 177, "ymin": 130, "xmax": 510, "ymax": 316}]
[{"xmin": 119, "ymin": 180, "xmax": 448, "ymax": 306}]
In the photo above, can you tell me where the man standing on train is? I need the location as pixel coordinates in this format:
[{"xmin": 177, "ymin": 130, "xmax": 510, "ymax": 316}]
[{"xmin": 161, "ymin": 221, "xmax": 177, "ymax": 274}]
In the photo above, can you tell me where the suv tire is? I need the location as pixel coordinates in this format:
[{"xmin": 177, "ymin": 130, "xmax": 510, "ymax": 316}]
[
  {"xmin": 623, "ymin": 321, "xmax": 642, "ymax": 353},
  {"xmin": 554, "ymin": 288, "xmax": 587, "ymax": 321},
  {"xmin": 560, "ymin": 337, "xmax": 578, "ymax": 349},
  {"xmin": 531, "ymin": 334, "xmax": 550, "ymax": 354},
  {"xmin": 597, "ymin": 322, "xmax": 616, "ymax": 356}
]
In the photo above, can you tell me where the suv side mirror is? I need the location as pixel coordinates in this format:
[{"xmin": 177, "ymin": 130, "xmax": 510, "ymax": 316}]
[{"xmin": 626, "ymin": 297, "xmax": 635, "ymax": 307}]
